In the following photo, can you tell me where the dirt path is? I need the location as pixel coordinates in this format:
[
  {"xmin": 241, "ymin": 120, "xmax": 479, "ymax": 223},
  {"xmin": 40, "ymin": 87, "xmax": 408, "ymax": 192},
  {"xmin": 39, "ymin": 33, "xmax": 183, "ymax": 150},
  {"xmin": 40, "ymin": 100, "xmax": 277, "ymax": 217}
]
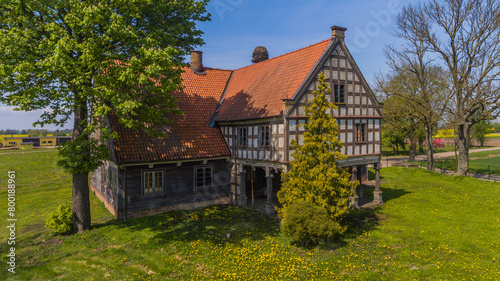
[{"xmin": 381, "ymin": 147, "xmax": 500, "ymax": 168}]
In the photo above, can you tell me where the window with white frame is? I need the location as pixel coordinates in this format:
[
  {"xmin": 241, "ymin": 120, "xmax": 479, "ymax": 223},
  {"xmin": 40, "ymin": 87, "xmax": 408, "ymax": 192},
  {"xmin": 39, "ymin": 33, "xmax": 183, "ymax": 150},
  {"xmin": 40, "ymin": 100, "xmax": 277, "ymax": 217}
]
[
  {"xmin": 195, "ymin": 166, "xmax": 213, "ymax": 189},
  {"xmin": 143, "ymin": 171, "xmax": 164, "ymax": 195},
  {"xmin": 259, "ymin": 125, "xmax": 270, "ymax": 147},
  {"xmin": 354, "ymin": 123, "xmax": 366, "ymax": 142},
  {"xmin": 237, "ymin": 127, "xmax": 247, "ymax": 147}
]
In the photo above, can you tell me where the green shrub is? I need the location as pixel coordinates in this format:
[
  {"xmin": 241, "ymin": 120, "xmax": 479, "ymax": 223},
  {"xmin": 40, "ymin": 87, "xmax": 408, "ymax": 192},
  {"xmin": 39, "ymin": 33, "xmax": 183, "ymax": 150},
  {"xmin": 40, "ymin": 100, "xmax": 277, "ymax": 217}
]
[
  {"xmin": 46, "ymin": 204, "xmax": 73, "ymax": 234},
  {"xmin": 280, "ymin": 201, "xmax": 343, "ymax": 247}
]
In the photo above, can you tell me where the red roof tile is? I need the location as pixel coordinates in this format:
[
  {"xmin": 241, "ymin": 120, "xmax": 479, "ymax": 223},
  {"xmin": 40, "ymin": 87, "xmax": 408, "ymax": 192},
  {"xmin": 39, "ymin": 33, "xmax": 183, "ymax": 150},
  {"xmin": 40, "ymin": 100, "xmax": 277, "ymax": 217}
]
[
  {"xmin": 111, "ymin": 68, "xmax": 232, "ymax": 164},
  {"xmin": 215, "ymin": 39, "xmax": 332, "ymax": 121}
]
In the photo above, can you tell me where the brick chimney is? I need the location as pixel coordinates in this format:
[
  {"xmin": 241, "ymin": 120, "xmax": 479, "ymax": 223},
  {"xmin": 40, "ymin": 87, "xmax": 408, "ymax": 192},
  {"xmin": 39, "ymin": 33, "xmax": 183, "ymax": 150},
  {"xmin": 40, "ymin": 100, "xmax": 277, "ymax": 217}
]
[
  {"xmin": 331, "ymin": 26, "xmax": 347, "ymax": 40},
  {"xmin": 190, "ymin": 50, "xmax": 206, "ymax": 75}
]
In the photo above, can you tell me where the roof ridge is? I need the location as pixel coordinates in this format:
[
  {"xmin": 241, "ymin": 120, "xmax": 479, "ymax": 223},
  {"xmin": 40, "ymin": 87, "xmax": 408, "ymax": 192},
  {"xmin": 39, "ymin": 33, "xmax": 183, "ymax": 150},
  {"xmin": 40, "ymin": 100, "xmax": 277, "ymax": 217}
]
[{"xmin": 234, "ymin": 38, "xmax": 331, "ymax": 72}]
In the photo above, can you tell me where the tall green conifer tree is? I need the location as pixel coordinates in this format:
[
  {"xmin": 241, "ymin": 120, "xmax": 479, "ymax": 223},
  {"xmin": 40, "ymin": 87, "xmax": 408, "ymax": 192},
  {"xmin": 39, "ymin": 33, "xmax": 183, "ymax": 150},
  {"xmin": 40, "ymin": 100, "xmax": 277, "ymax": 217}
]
[{"xmin": 278, "ymin": 72, "xmax": 355, "ymax": 235}]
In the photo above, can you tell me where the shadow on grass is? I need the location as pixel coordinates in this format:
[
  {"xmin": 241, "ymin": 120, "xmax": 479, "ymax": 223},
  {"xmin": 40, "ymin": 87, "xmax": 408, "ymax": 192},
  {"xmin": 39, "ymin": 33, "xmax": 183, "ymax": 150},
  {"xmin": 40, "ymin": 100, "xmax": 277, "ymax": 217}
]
[{"xmin": 96, "ymin": 204, "xmax": 280, "ymax": 248}]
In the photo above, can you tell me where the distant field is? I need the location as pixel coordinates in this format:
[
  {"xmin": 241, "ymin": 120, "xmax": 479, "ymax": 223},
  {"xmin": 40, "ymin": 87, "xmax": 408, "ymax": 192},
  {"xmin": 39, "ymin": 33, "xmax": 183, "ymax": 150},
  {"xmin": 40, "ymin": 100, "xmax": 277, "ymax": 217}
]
[{"xmin": 1, "ymin": 151, "xmax": 500, "ymax": 280}]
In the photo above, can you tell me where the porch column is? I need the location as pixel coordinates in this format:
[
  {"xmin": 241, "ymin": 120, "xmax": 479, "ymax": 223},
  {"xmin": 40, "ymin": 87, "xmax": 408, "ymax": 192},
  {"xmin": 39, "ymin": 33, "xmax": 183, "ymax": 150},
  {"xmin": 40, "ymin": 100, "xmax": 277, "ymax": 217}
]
[
  {"xmin": 358, "ymin": 165, "xmax": 364, "ymax": 199},
  {"xmin": 238, "ymin": 165, "xmax": 247, "ymax": 206},
  {"xmin": 265, "ymin": 167, "xmax": 275, "ymax": 216},
  {"xmin": 350, "ymin": 166, "xmax": 359, "ymax": 208},
  {"xmin": 373, "ymin": 163, "xmax": 383, "ymax": 204}
]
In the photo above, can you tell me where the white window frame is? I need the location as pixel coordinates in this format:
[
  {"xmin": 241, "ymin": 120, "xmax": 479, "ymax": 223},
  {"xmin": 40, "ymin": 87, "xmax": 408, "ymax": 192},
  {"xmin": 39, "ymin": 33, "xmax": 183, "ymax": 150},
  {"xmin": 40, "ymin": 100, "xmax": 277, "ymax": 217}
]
[
  {"xmin": 237, "ymin": 127, "xmax": 247, "ymax": 147},
  {"xmin": 194, "ymin": 165, "xmax": 213, "ymax": 190},
  {"xmin": 259, "ymin": 125, "xmax": 270, "ymax": 147},
  {"xmin": 142, "ymin": 170, "xmax": 164, "ymax": 196}
]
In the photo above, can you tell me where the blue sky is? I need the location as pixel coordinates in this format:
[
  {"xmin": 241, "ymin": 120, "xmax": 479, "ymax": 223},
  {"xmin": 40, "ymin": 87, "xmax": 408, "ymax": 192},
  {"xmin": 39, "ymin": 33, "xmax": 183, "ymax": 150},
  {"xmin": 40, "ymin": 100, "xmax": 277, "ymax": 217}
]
[{"xmin": 0, "ymin": 0, "xmax": 413, "ymax": 130}]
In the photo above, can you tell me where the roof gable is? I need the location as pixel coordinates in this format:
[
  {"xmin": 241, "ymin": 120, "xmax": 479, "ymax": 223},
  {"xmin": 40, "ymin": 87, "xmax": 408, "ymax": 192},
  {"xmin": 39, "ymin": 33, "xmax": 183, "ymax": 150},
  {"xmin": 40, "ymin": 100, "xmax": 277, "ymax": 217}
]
[{"xmin": 214, "ymin": 39, "xmax": 332, "ymax": 122}]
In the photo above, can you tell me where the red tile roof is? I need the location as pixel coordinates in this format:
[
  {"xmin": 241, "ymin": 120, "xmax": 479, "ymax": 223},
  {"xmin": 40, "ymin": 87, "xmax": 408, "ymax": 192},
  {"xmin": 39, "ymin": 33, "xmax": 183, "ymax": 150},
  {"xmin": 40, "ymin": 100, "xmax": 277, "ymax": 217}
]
[
  {"xmin": 111, "ymin": 68, "xmax": 232, "ymax": 164},
  {"xmin": 215, "ymin": 39, "xmax": 332, "ymax": 121}
]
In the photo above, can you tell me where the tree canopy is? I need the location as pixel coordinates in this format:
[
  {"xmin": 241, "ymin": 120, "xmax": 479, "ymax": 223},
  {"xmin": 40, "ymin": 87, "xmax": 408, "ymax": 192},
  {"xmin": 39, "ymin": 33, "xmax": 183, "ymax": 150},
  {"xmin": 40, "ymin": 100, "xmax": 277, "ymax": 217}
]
[{"xmin": 0, "ymin": 0, "xmax": 210, "ymax": 232}]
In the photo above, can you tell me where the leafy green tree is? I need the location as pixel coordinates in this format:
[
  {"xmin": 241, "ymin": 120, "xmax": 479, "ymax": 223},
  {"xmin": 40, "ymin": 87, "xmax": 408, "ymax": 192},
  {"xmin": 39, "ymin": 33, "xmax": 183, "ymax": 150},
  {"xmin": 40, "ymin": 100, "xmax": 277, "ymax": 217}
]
[
  {"xmin": 493, "ymin": 122, "xmax": 500, "ymax": 133},
  {"xmin": 28, "ymin": 129, "xmax": 40, "ymax": 137},
  {"xmin": 278, "ymin": 72, "xmax": 356, "ymax": 238},
  {"xmin": 0, "ymin": 0, "xmax": 210, "ymax": 233},
  {"xmin": 471, "ymin": 120, "xmax": 493, "ymax": 147}
]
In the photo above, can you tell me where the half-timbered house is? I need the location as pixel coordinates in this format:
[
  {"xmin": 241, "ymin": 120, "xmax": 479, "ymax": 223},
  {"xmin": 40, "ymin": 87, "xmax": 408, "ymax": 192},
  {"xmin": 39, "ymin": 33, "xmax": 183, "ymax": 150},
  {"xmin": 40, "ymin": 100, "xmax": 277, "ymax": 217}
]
[{"xmin": 90, "ymin": 26, "xmax": 383, "ymax": 219}]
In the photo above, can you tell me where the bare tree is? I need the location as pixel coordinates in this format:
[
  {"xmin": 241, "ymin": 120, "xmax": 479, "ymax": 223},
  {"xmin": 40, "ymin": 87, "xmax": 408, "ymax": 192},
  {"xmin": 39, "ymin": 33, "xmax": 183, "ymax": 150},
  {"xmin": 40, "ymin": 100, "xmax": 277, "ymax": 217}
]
[
  {"xmin": 393, "ymin": 0, "xmax": 500, "ymax": 175},
  {"xmin": 382, "ymin": 39, "xmax": 450, "ymax": 170}
]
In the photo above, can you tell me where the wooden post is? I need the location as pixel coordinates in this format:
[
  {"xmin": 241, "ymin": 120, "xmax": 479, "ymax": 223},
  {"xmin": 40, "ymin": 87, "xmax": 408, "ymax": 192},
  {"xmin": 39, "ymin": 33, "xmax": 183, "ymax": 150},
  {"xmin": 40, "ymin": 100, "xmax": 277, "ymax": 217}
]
[
  {"xmin": 251, "ymin": 166, "xmax": 255, "ymax": 210},
  {"xmin": 373, "ymin": 162, "xmax": 383, "ymax": 205},
  {"xmin": 265, "ymin": 167, "xmax": 275, "ymax": 216},
  {"xmin": 350, "ymin": 166, "xmax": 359, "ymax": 208}
]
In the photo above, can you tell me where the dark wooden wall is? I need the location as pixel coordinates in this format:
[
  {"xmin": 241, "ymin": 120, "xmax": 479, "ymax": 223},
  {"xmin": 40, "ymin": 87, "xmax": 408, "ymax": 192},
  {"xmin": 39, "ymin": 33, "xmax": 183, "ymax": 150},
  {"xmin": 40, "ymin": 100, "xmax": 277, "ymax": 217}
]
[{"xmin": 122, "ymin": 159, "xmax": 231, "ymax": 213}]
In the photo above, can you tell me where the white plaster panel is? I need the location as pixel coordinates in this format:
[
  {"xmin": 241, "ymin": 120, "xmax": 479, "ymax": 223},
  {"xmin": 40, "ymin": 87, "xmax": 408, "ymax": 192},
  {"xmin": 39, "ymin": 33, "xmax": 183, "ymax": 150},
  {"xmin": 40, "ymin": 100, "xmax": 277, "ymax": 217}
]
[
  {"xmin": 278, "ymin": 124, "xmax": 284, "ymax": 134},
  {"xmin": 355, "ymin": 85, "xmax": 361, "ymax": 93},
  {"xmin": 347, "ymin": 119, "xmax": 353, "ymax": 127},
  {"xmin": 368, "ymin": 132, "xmax": 373, "ymax": 142},
  {"xmin": 348, "ymin": 96, "xmax": 353, "ymax": 104},
  {"xmin": 224, "ymin": 127, "xmax": 227, "ymax": 135},
  {"xmin": 368, "ymin": 108, "xmax": 374, "ymax": 116},
  {"xmin": 340, "ymin": 59, "xmax": 346, "ymax": 68},
  {"xmin": 375, "ymin": 144, "xmax": 381, "ymax": 154},
  {"xmin": 340, "ymin": 72, "xmax": 346, "ymax": 80},
  {"xmin": 272, "ymin": 124, "xmax": 277, "ymax": 134},
  {"xmin": 289, "ymin": 151, "xmax": 295, "ymax": 161},
  {"xmin": 238, "ymin": 150, "xmax": 242, "ymax": 158},
  {"xmin": 340, "ymin": 133, "xmax": 346, "ymax": 143},
  {"xmin": 348, "ymin": 72, "xmax": 353, "ymax": 81},
  {"xmin": 332, "ymin": 71, "xmax": 338, "ymax": 80},
  {"xmin": 326, "ymin": 108, "xmax": 331, "ymax": 115},
  {"xmin": 361, "ymin": 145, "xmax": 367, "ymax": 155},
  {"xmin": 355, "ymin": 108, "xmax": 360, "ymax": 116},
  {"xmin": 253, "ymin": 151, "xmax": 257, "ymax": 159},
  {"xmin": 375, "ymin": 133, "xmax": 380, "ymax": 142},
  {"xmin": 347, "ymin": 145, "xmax": 353, "ymax": 155},
  {"xmin": 254, "ymin": 126, "xmax": 258, "ymax": 135},
  {"xmin": 367, "ymin": 98, "xmax": 372, "ymax": 105},
  {"xmin": 340, "ymin": 107, "xmax": 347, "ymax": 116},
  {"xmin": 361, "ymin": 108, "xmax": 366, "ymax": 116},
  {"xmin": 307, "ymin": 94, "xmax": 314, "ymax": 102},
  {"xmin": 332, "ymin": 58, "xmax": 338, "ymax": 67},
  {"xmin": 299, "ymin": 106, "xmax": 305, "ymax": 115},
  {"xmin": 279, "ymin": 138, "xmax": 284, "ymax": 148},
  {"xmin": 243, "ymin": 151, "xmax": 247, "ymax": 159},
  {"xmin": 354, "ymin": 146, "xmax": 359, "ymax": 155},
  {"xmin": 289, "ymin": 120, "xmax": 296, "ymax": 131},
  {"xmin": 248, "ymin": 126, "xmax": 252, "ymax": 136},
  {"xmin": 229, "ymin": 127, "xmax": 233, "ymax": 135},
  {"xmin": 279, "ymin": 152, "xmax": 284, "ymax": 161},
  {"xmin": 253, "ymin": 139, "xmax": 258, "ymax": 148},
  {"xmin": 326, "ymin": 95, "xmax": 331, "ymax": 102},
  {"xmin": 347, "ymin": 132, "xmax": 353, "ymax": 143},
  {"xmin": 229, "ymin": 138, "xmax": 232, "ymax": 147},
  {"xmin": 348, "ymin": 108, "xmax": 353, "ymax": 116},
  {"xmin": 368, "ymin": 144, "xmax": 373, "ymax": 154},
  {"xmin": 355, "ymin": 96, "xmax": 360, "ymax": 105},
  {"xmin": 265, "ymin": 151, "xmax": 270, "ymax": 160},
  {"xmin": 259, "ymin": 151, "xmax": 264, "ymax": 160},
  {"xmin": 368, "ymin": 119, "xmax": 373, "ymax": 128},
  {"xmin": 355, "ymin": 74, "xmax": 360, "ymax": 82},
  {"xmin": 248, "ymin": 152, "xmax": 252, "ymax": 160},
  {"xmin": 332, "ymin": 108, "xmax": 339, "ymax": 116},
  {"xmin": 341, "ymin": 146, "xmax": 346, "ymax": 155},
  {"xmin": 340, "ymin": 119, "xmax": 346, "ymax": 130},
  {"xmin": 248, "ymin": 138, "xmax": 252, "ymax": 148},
  {"xmin": 375, "ymin": 120, "xmax": 380, "ymax": 129},
  {"xmin": 324, "ymin": 70, "xmax": 331, "ymax": 79},
  {"xmin": 324, "ymin": 59, "xmax": 331, "ymax": 67},
  {"xmin": 348, "ymin": 84, "xmax": 353, "ymax": 93}
]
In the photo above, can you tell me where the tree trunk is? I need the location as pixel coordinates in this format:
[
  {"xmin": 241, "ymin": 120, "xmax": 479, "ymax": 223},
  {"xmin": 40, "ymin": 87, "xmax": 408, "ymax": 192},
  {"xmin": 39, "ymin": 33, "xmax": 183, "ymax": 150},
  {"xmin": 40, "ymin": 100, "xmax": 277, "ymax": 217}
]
[
  {"xmin": 73, "ymin": 172, "xmax": 91, "ymax": 233},
  {"xmin": 418, "ymin": 137, "xmax": 424, "ymax": 153},
  {"xmin": 408, "ymin": 132, "xmax": 417, "ymax": 162},
  {"xmin": 425, "ymin": 125, "xmax": 434, "ymax": 171},
  {"xmin": 72, "ymin": 97, "xmax": 91, "ymax": 233},
  {"xmin": 456, "ymin": 124, "xmax": 470, "ymax": 175}
]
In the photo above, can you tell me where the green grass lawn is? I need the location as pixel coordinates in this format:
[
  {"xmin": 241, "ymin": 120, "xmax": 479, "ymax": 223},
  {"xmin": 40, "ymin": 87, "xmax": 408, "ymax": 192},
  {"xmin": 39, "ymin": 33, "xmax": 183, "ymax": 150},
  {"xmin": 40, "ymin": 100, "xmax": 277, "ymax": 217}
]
[{"xmin": 1, "ymin": 151, "xmax": 500, "ymax": 280}]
